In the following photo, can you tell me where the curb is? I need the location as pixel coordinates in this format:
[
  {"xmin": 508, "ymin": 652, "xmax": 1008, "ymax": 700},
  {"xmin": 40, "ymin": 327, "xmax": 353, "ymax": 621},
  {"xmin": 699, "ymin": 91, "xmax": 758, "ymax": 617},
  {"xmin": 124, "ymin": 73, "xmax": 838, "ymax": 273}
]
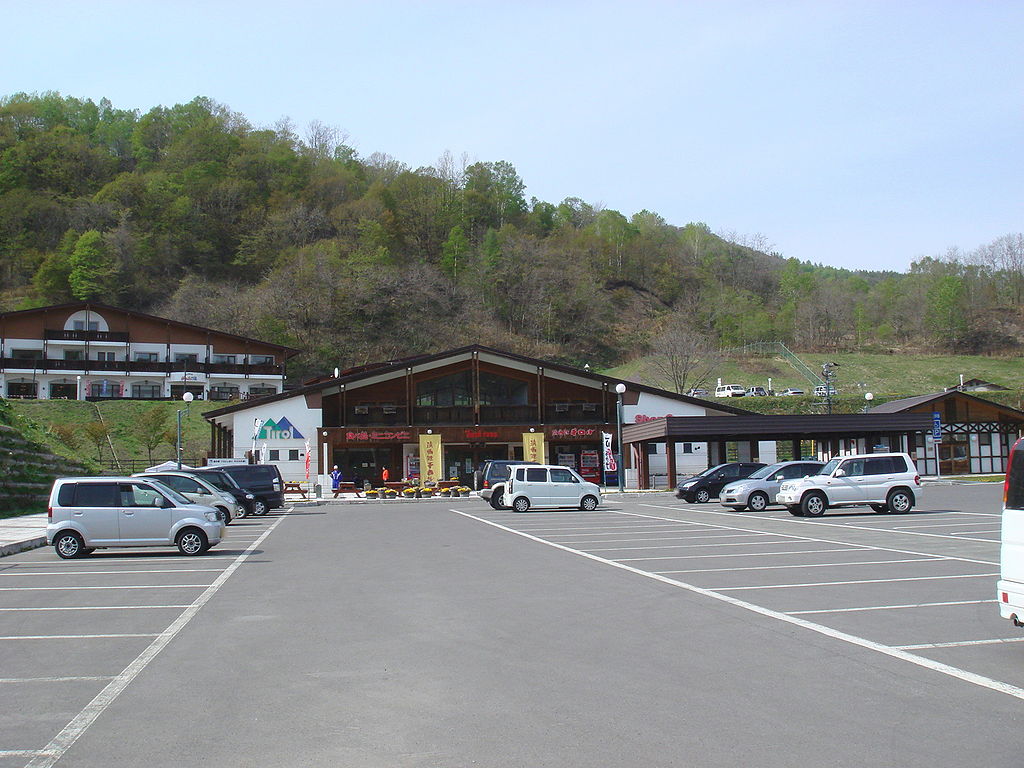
[{"xmin": 0, "ymin": 536, "xmax": 47, "ymax": 557}]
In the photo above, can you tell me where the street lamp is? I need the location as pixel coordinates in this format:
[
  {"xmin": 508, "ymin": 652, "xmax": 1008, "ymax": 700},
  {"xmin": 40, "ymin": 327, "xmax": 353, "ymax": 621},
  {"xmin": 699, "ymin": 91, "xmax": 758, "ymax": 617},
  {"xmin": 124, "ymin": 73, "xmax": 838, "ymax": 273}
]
[
  {"xmin": 176, "ymin": 391, "xmax": 194, "ymax": 469},
  {"xmin": 76, "ymin": 375, "xmax": 82, "ymax": 401},
  {"xmin": 615, "ymin": 383, "xmax": 626, "ymax": 493}
]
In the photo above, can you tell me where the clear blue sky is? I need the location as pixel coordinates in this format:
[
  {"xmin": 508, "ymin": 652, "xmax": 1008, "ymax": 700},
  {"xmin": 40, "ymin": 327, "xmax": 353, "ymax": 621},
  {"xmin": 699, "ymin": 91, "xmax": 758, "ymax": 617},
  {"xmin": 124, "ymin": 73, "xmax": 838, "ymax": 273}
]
[{"xmin": 6, "ymin": 0, "xmax": 1021, "ymax": 271}]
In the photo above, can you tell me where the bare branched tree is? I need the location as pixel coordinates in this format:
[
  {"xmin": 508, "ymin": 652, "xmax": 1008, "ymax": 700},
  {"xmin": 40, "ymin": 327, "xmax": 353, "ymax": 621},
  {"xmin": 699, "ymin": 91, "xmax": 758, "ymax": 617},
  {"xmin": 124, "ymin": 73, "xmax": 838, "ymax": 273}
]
[{"xmin": 651, "ymin": 316, "xmax": 720, "ymax": 394}]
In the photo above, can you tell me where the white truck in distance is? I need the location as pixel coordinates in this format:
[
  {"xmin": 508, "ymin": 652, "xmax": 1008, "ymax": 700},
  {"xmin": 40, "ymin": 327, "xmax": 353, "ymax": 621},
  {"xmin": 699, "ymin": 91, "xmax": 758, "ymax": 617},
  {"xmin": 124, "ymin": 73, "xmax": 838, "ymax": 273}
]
[{"xmin": 998, "ymin": 437, "xmax": 1024, "ymax": 626}]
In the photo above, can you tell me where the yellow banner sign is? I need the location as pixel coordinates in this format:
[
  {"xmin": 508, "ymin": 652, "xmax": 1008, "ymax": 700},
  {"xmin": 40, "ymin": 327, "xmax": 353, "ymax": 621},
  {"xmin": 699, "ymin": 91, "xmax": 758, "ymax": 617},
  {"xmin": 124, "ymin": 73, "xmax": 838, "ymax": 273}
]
[
  {"xmin": 419, "ymin": 433, "xmax": 442, "ymax": 482},
  {"xmin": 523, "ymin": 432, "xmax": 546, "ymax": 464}
]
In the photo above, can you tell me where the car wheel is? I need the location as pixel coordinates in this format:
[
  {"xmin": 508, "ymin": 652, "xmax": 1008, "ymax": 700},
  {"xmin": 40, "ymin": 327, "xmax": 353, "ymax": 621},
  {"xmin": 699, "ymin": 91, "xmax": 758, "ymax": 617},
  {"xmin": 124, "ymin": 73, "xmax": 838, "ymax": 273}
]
[
  {"xmin": 176, "ymin": 528, "xmax": 208, "ymax": 556},
  {"xmin": 801, "ymin": 491, "xmax": 827, "ymax": 517},
  {"xmin": 217, "ymin": 506, "xmax": 231, "ymax": 524},
  {"xmin": 694, "ymin": 488, "xmax": 711, "ymax": 503},
  {"xmin": 252, "ymin": 499, "xmax": 268, "ymax": 516},
  {"xmin": 489, "ymin": 490, "xmax": 505, "ymax": 509},
  {"xmin": 580, "ymin": 495, "xmax": 599, "ymax": 511},
  {"xmin": 886, "ymin": 488, "xmax": 914, "ymax": 514},
  {"xmin": 747, "ymin": 491, "xmax": 770, "ymax": 512},
  {"xmin": 787, "ymin": 506, "xmax": 804, "ymax": 516},
  {"xmin": 512, "ymin": 496, "xmax": 530, "ymax": 513},
  {"xmin": 870, "ymin": 503, "xmax": 888, "ymax": 513},
  {"xmin": 54, "ymin": 531, "xmax": 84, "ymax": 559}
]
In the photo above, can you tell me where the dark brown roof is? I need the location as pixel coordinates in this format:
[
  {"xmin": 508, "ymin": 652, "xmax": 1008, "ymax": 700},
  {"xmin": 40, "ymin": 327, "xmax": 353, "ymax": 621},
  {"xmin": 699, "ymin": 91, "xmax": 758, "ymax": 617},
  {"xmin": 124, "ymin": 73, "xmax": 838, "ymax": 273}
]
[
  {"xmin": 868, "ymin": 390, "xmax": 1024, "ymax": 419},
  {"xmin": 0, "ymin": 301, "xmax": 300, "ymax": 357},
  {"xmin": 203, "ymin": 344, "xmax": 754, "ymax": 420},
  {"xmin": 623, "ymin": 413, "xmax": 934, "ymax": 443}
]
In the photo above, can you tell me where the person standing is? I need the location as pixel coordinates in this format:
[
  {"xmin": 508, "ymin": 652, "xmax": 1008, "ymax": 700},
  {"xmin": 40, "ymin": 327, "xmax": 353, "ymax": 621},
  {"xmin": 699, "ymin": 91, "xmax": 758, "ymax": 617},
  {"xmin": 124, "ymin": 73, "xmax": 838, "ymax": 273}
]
[
  {"xmin": 330, "ymin": 465, "xmax": 343, "ymax": 498},
  {"xmin": 381, "ymin": 466, "xmax": 390, "ymax": 485}
]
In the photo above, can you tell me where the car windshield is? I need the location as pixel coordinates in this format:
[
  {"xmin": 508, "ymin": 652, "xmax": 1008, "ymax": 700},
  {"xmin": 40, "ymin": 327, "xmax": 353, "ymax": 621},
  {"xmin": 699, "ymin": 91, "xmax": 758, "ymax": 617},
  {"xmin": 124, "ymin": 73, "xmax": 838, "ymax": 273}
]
[
  {"xmin": 696, "ymin": 464, "xmax": 728, "ymax": 478},
  {"xmin": 196, "ymin": 472, "xmax": 236, "ymax": 492},
  {"xmin": 819, "ymin": 458, "xmax": 841, "ymax": 475},
  {"xmin": 144, "ymin": 479, "xmax": 191, "ymax": 506},
  {"xmin": 747, "ymin": 463, "xmax": 786, "ymax": 480}
]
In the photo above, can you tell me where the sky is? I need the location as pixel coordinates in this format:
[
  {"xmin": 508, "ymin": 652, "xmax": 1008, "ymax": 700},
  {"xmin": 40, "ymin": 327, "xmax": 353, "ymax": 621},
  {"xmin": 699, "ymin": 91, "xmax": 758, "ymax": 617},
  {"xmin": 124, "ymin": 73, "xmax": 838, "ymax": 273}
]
[{"xmin": 4, "ymin": 0, "xmax": 1021, "ymax": 272}]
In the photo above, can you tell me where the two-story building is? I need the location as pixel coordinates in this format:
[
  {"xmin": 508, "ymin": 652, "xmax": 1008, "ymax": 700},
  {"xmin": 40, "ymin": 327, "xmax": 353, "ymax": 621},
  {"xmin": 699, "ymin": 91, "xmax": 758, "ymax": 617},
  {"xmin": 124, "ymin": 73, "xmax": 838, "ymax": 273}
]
[
  {"xmin": 202, "ymin": 345, "xmax": 758, "ymax": 486},
  {"xmin": 0, "ymin": 302, "xmax": 298, "ymax": 401}
]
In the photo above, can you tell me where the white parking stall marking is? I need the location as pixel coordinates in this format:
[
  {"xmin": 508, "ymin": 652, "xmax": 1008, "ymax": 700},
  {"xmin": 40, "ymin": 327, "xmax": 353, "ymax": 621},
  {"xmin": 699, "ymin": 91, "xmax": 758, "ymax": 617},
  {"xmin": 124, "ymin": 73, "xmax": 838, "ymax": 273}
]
[
  {"xmin": 0, "ymin": 605, "xmax": 190, "ymax": 611},
  {"xmin": 531, "ymin": 529, "xmax": 715, "ymax": 539},
  {"xmin": 657, "ymin": 558, "xmax": 945, "ymax": 575},
  {"xmin": 587, "ymin": 536, "xmax": 794, "ymax": 552},
  {"xmin": 0, "ymin": 676, "xmax": 114, "ymax": 684},
  {"xmin": 623, "ymin": 547, "xmax": 866, "ymax": 561},
  {"xmin": 0, "ymin": 751, "xmax": 55, "ymax": 759},
  {"xmin": 23, "ymin": 510, "xmax": 289, "ymax": 768},
  {"xmin": 711, "ymin": 573, "xmax": 999, "ymax": 591},
  {"xmin": 553, "ymin": 536, "xmax": 746, "ymax": 545},
  {"xmin": 510, "ymin": 524, "xmax": 703, "ymax": 532},
  {"xmin": 897, "ymin": 638, "xmax": 1024, "ymax": 650},
  {"xmin": 948, "ymin": 530, "xmax": 1001, "ymax": 536},
  {"xmin": 631, "ymin": 506, "xmax": 998, "ymax": 566},
  {"xmin": 0, "ymin": 569, "xmax": 224, "ymax": 576},
  {"xmin": 0, "ymin": 584, "xmax": 212, "ymax": 591},
  {"xmin": 454, "ymin": 509, "xmax": 1024, "ymax": 701},
  {"xmin": 893, "ymin": 522, "xmax": 1003, "ymax": 530},
  {"xmin": 789, "ymin": 600, "xmax": 998, "ymax": 615},
  {"xmin": 0, "ymin": 633, "xmax": 160, "ymax": 640}
]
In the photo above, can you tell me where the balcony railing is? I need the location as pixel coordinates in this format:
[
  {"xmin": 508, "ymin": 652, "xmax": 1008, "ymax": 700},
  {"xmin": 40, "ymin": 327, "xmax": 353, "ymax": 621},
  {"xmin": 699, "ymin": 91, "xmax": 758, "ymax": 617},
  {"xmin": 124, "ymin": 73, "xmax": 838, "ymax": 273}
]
[
  {"xmin": 336, "ymin": 403, "xmax": 606, "ymax": 427},
  {"xmin": 43, "ymin": 329, "xmax": 130, "ymax": 343},
  {"xmin": 0, "ymin": 358, "xmax": 283, "ymax": 376}
]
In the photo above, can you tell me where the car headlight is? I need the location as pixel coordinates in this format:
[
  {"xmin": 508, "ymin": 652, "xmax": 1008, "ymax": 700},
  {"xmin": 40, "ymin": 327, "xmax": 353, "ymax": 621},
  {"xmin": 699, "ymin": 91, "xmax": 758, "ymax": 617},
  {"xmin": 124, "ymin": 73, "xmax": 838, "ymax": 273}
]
[
  {"xmin": 680, "ymin": 481, "xmax": 696, "ymax": 489},
  {"xmin": 245, "ymin": 493, "xmax": 255, "ymax": 499},
  {"xmin": 205, "ymin": 511, "xmax": 219, "ymax": 522}
]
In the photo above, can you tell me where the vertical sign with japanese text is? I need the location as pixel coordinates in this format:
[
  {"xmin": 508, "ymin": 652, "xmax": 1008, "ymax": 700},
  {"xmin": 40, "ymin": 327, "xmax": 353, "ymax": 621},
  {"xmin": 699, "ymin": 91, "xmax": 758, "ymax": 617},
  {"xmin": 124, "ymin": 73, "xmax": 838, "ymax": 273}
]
[
  {"xmin": 419, "ymin": 433, "xmax": 442, "ymax": 482},
  {"xmin": 602, "ymin": 431, "xmax": 616, "ymax": 472},
  {"xmin": 523, "ymin": 432, "xmax": 546, "ymax": 464}
]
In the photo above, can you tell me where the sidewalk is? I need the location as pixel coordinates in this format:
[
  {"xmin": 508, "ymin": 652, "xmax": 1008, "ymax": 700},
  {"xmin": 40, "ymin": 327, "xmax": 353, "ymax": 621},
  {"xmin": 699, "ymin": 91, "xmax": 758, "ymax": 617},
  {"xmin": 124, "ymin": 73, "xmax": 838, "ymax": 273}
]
[{"xmin": 0, "ymin": 512, "xmax": 48, "ymax": 557}]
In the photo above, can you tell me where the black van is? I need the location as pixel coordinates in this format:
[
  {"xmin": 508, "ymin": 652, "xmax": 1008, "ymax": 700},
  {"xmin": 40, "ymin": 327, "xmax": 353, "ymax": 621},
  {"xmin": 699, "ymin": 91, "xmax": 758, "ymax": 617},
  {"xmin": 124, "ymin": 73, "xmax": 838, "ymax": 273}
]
[{"xmin": 195, "ymin": 464, "xmax": 284, "ymax": 516}]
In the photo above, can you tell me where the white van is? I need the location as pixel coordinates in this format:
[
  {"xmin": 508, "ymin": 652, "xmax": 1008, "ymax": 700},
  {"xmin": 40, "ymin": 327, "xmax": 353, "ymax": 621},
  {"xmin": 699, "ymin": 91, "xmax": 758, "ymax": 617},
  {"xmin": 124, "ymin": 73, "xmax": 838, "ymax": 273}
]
[
  {"xmin": 47, "ymin": 476, "xmax": 225, "ymax": 558},
  {"xmin": 715, "ymin": 384, "xmax": 746, "ymax": 398},
  {"xmin": 505, "ymin": 464, "xmax": 602, "ymax": 512},
  {"xmin": 998, "ymin": 437, "xmax": 1024, "ymax": 626}
]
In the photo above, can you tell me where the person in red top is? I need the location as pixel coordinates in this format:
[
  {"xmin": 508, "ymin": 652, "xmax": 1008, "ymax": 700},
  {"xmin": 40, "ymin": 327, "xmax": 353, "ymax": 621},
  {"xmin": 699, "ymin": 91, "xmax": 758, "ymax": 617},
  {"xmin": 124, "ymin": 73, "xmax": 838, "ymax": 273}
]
[{"xmin": 381, "ymin": 467, "xmax": 390, "ymax": 484}]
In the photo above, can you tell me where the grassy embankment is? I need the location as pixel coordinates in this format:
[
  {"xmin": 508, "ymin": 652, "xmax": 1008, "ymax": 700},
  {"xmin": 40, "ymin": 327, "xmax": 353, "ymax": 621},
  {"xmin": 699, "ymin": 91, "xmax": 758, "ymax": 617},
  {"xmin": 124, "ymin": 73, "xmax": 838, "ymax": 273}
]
[{"xmin": 605, "ymin": 351, "xmax": 1023, "ymax": 414}]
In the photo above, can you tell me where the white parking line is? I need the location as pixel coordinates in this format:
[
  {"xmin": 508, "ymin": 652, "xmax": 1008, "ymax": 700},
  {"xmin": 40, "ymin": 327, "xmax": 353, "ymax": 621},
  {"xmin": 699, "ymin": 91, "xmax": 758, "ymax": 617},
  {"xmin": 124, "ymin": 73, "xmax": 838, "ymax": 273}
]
[
  {"xmin": 554, "ymin": 536, "xmax": 740, "ymax": 545},
  {"xmin": 587, "ymin": 536, "xmax": 790, "ymax": 552},
  {"xmin": 789, "ymin": 600, "xmax": 997, "ymax": 615},
  {"xmin": 535, "ymin": 529, "xmax": 709, "ymax": 539},
  {"xmin": 0, "ymin": 605, "xmax": 190, "ymax": 611},
  {"xmin": 25, "ymin": 509, "xmax": 289, "ymax": 768},
  {"xmin": 0, "ymin": 633, "xmax": 159, "ymax": 640},
  {"xmin": 511, "ymin": 524, "xmax": 700, "ymax": 532},
  {"xmin": 649, "ymin": 504, "xmax": 998, "ymax": 544},
  {"xmin": 949, "ymin": 530, "xmax": 1001, "ymax": 536},
  {"xmin": 454, "ymin": 509, "xmax": 1024, "ymax": 701},
  {"xmin": 0, "ymin": 569, "xmax": 224, "ymax": 576},
  {"xmin": 897, "ymin": 638, "xmax": 1024, "ymax": 650},
  {"xmin": 658, "ymin": 558, "xmax": 944, "ymax": 575},
  {"xmin": 712, "ymin": 573, "xmax": 999, "ymax": 591},
  {"xmin": 0, "ymin": 584, "xmax": 210, "ymax": 591},
  {"xmin": 893, "ymin": 522, "xmax": 1002, "ymax": 530},
  {"xmin": 630, "ymin": 506, "xmax": 998, "ymax": 566},
  {"xmin": 624, "ymin": 547, "xmax": 866, "ymax": 561},
  {"xmin": 0, "ymin": 676, "xmax": 114, "ymax": 684},
  {"xmin": 0, "ymin": 751, "xmax": 54, "ymax": 759}
]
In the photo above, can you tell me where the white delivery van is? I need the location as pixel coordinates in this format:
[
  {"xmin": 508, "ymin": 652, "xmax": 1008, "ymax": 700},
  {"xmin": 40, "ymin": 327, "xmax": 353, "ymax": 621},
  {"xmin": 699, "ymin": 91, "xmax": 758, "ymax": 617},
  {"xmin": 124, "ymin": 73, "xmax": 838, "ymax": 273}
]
[{"xmin": 998, "ymin": 437, "xmax": 1024, "ymax": 626}]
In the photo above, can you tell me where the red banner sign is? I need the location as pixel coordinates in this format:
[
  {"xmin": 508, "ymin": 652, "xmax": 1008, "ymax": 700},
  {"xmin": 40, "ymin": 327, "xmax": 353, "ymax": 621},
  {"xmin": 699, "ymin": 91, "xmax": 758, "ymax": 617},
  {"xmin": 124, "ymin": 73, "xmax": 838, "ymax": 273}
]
[
  {"xmin": 465, "ymin": 429, "xmax": 499, "ymax": 440},
  {"xmin": 549, "ymin": 427, "xmax": 597, "ymax": 438}
]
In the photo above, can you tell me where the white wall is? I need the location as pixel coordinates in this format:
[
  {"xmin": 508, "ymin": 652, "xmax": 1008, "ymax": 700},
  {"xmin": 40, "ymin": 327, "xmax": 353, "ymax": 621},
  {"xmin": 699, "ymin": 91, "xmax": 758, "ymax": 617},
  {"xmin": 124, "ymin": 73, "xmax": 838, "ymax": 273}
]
[{"xmin": 226, "ymin": 396, "xmax": 321, "ymax": 483}]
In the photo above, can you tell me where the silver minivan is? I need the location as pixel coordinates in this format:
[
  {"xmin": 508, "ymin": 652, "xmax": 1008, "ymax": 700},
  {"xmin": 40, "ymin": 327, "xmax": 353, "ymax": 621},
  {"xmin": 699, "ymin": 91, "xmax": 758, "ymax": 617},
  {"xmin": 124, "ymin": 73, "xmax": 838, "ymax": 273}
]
[
  {"xmin": 505, "ymin": 464, "xmax": 602, "ymax": 512},
  {"xmin": 47, "ymin": 476, "xmax": 224, "ymax": 558},
  {"xmin": 134, "ymin": 470, "xmax": 242, "ymax": 523}
]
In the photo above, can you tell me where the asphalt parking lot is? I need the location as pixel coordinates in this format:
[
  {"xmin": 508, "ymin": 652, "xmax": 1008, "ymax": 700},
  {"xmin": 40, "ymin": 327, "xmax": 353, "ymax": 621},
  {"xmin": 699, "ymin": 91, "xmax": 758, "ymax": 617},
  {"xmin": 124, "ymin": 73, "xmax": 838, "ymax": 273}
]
[{"xmin": 0, "ymin": 484, "xmax": 1020, "ymax": 767}]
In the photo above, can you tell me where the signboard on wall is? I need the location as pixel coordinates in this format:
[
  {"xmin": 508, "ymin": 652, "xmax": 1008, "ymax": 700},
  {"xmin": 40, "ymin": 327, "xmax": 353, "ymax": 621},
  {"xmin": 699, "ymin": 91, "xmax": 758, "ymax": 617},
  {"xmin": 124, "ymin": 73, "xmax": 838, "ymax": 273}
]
[
  {"xmin": 419, "ymin": 433, "xmax": 442, "ymax": 482},
  {"xmin": 523, "ymin": 432, "xmax": 546, "ymax": 464}
]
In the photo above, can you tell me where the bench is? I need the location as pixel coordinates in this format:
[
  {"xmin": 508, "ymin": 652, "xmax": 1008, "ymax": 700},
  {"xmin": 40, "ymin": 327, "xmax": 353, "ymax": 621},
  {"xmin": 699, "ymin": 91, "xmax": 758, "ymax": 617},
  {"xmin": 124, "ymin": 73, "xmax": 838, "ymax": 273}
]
[{"xmin": 282, "ymin": 482, "xmax": 308, "ymax": 499}]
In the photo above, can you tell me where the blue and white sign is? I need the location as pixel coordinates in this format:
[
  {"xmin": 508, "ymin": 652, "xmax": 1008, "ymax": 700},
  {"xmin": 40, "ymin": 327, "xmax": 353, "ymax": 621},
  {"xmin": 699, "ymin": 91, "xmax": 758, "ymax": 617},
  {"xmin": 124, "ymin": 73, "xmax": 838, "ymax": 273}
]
[{"xmin": 931, "ymin": 411, "xmax": 943, "ymax": 442}]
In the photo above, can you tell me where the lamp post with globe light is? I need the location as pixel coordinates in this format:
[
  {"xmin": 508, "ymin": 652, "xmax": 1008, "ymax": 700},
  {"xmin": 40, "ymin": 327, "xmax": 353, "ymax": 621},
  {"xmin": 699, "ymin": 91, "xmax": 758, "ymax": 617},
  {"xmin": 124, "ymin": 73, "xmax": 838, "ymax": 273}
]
[
  {"xmin": 615, "ymin": 383, "xmax": 626, "ymax": 493},
  {"xmin": 176, "ymin": 391, "xmax": 194, "ymax": 469}
]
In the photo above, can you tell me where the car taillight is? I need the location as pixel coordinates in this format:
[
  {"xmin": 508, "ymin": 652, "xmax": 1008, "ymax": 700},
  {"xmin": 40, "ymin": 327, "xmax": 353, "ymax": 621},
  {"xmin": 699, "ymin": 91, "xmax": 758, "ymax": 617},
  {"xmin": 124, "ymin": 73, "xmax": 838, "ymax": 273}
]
[
  {"xmin": 1006, "ymin": 439, "xmax": 1022, "ymax": 504},
  {"xmin": 914, "ymin": 475, "xmax": 920, "ymax": 486},
  {"xmin": 47, "ymin": 506, "xmax": 52, "ymax": 521},
  {"xmin": 483, "ymin": 480, "xmax": 490, "ymax": 488}
]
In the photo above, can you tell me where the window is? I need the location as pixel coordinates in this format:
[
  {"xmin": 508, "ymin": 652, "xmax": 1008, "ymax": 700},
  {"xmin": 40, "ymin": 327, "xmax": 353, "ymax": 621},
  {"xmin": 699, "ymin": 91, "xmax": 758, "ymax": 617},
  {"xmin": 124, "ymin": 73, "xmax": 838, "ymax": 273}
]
[
  {"xmin": 251, "ymin": 355, "xmax": 274, "ymax": 365},
  {"xmin": 121, "ymin": 483, "xmax": 166, "ymax": 507},
  {"xmin": 96, "ymin": 351, "xmax": 116, "ymax": 362},
  {"xmin": 478, "ymin": 372, "xmax": 528, "ymax": 405},
  {"xmin": 288, "ymin": 449, "xmax": 300, "ymax": 461},
  {"xmin": 269, "ymin": 450, "xmax": 280, "ymax": 461},
  {"xmin": 73, "ymin": 320, "xmax": 99, "ymax": 331},
  {"xmin": 525, "ymin": 468, "xmax": 547, "ymax": 482},
  {"xmin": 248, "ymin": 386, "xmax": 277, "ymax": 397},
  {"xmin": 72, "ymin": 483, "xmax": 118, "ymax": 507},
  {"xmin": 212, "ymin": 354, "xmax": 236, "ymax": 364},
  {"xmin": 175, "ymin": 353, "xmax": 199, "ymax": 364},
  {"xmin": 63, "ymin": 350, "xmax": 84, "ymax": 361},
  {"xmin": 550, "ymin": 468, "xmax": 578, "ymax": 483},
  {"xmin": 864, "ymin": 457, "xmax": 896, "ymax": 475},
  {"xmin": 11, "ymin": 349, "xmax": 42, "ymax": 360},
  {"xmin": 131, "ymin": 383, "xmax": 162, "ymax": 399},
  {"xmin": 135, "ymin": 352, "xmax": 159, "ymax": 362},
  {"xmin": 682, "ymin": 443, "xmax": 693, "ymax": 454},
  {"xmin": 416, "ymin": 371, "xmax": 472, "ymax": 407},
  {"xmin": 839, "ymin": 459, "xmax": 865, "ymax": 477}
]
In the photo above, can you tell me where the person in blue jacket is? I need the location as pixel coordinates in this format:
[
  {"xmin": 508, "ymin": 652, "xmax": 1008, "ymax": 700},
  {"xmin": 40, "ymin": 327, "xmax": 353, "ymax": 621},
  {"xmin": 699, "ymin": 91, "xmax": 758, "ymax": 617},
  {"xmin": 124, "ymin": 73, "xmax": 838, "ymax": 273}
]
[{"xmin": 330, "ymin": 465, "xmax": 343, "ymax": 497}]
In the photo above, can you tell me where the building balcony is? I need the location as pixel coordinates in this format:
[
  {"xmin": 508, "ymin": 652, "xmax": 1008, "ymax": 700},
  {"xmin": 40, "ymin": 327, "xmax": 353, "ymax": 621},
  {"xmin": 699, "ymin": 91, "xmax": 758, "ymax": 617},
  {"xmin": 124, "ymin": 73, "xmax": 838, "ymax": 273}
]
[
  {"xmin": 333, "ymin": 403, "xmax": 607, "ymax": 428},
  {"xmin": 0, "ymin": 358, "xmax": 284, "ymax": 376},
  {"xmin": 43, "ymin": 329, "xmax": 130, "ymax": 343}
]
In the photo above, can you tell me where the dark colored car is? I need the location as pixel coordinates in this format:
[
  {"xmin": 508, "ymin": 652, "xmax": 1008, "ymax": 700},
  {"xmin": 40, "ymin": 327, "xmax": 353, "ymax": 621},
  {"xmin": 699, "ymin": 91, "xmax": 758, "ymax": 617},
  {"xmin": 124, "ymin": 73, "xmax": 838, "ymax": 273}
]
[
  {"xmin": 477, "ymin": 460, "xmax": 538, "ymax": 509},
  {"xmin": 185, "ymin": 469, "xmax": 257, "ymax": 517},
  {"xmin": 193, "ymin": 464, "xmax": 284, "ymax": 515},
  {"xmin": 675, "ymin": 462, "xmax": 767, "ymax": 503}
]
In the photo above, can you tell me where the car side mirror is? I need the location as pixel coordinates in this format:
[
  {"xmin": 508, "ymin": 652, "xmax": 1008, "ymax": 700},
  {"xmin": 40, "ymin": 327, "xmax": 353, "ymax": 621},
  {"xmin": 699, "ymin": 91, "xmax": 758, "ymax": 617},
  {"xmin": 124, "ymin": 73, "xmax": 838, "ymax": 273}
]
[
  {"xmin": 834, "ymin": 469, "xmax": 846, "ymax": 478},
  {"xmin": 774, "ymin": 474, "xmax": 785, "ymax": 481}
]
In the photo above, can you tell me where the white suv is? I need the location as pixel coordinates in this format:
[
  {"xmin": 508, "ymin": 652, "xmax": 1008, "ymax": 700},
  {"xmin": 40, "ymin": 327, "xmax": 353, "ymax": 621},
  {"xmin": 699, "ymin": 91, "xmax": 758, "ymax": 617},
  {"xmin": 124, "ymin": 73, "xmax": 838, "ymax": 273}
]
[
  {"xmin": 505, "ymin": 464, "xmax": 602, "ymax": 512},
  {"xmin": 715, "ymin": 384, "xmax": 746, "ymax": 397},
  {"xmin": 776, "ymin": 452, "xmax": 920, "ymax": 517}
]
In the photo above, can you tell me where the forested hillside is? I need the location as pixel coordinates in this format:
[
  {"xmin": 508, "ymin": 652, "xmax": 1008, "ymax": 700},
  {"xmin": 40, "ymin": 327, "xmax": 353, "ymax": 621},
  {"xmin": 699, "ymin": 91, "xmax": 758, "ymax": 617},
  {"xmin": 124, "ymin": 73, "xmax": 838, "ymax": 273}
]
[{"xmin": 1, "ymin": 92, "xmax": 1021, "ymax": 380}]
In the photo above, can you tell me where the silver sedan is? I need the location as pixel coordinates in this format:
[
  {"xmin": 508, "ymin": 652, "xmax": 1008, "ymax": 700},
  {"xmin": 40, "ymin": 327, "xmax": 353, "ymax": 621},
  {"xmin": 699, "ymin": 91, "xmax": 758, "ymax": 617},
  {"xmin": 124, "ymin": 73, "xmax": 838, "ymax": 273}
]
[{"xmin": 720, "ymin": 460, "xmax": 824, "ymax": 512}]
